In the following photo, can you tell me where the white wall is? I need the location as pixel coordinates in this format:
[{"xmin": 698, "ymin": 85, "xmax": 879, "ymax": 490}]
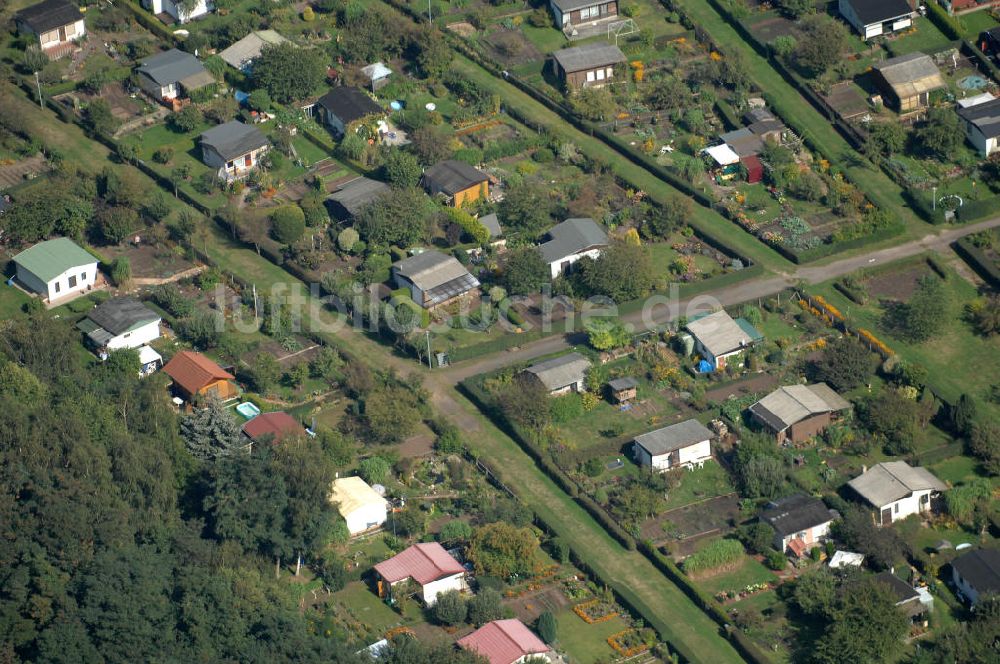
[
  {"xmin": 147, "ymin": 0, "xmax": 212, "ymax": 23},
  {"xmin": 203, "ymin": 145, "xmax": 268, "ymax": 181},
  {"xmin": 547, "ymin": 247, "xmax": 603, "ymax": 278},
  {"xmin": 638, "ymin": 439, "xmax": 711, "ymax": 471},
  {"xmin": 343, "ymin": 502, "xmax": 387, "ymax": 535},
  {"xmin": 778, "ymin": 521, "xmax": 832, "ymax": 552},
  {"xmin": 17, "ymin": 261, "xmax": 97, "ymax": 301},
  {"xmin": 878, "ymin": 490, "xmax": 933, "ymax": 525},
  {"xmin": 421, "ymin": 573, "xmax": 465, "ymax": 606},
  {"xmin": 106, "ymin": 319, "xmax": 161, "ymax": 351},
  {"xmin": 967, "ymin": 124, "xmax": 998, "ymax": 157}
]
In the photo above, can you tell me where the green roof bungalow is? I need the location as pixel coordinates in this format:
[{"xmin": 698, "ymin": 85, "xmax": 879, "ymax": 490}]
[{"xmin": 12, "ymin": 237, "xmax": 99, "ymax": 303}]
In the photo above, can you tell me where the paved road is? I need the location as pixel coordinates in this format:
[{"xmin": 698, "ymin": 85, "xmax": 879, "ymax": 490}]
[{"xmin": 440, "ymin": 215, "xmax": 1000, "ymax": 381}]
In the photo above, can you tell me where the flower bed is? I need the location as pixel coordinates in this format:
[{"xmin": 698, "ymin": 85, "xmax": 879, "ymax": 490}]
[
  {"xmin": 714, "ymin": 581, "xmax": 775, "ymax": 604},
  {"xmin": 573, "ymin": 598, "xmax": 620, "ymax": 624},
  {"xmin": 607, "ymin": 629, "xmax": 650, "ymax": 657}
]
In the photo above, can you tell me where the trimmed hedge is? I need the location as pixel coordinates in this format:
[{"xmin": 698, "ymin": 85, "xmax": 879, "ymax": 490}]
[
  {"xmin": 120, "ymin": 0, "xmax": 180, "ymax": 43},
  {"xmin": 954, "ymin": 236, "xmax": 1000, "ymax": 287},
  {"xmin": 925, "ymin": 0, "xmax": 964, "ymax": 41},
  {"xmin": 957, "ymin": 193, "xmax": 1000, "ymax": 222}
]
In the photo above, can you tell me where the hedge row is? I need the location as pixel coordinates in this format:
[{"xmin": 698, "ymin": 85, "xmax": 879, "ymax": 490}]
[
  {"xmin": 120, "ymin": 0, "xmax": 180, "ymax": 44},
  {"xmin": 783, "ymin": 221, "xmax": 905, "ymax": 264},
  {"xmin": 638, "ymin": 541, "xmax": 773, "ymax": 664},
  {"xmin": 458, "ymin": 378, "xmax": 638, "ymax": 550},
  {"xmin": 954, "ymin": 236, "xmax": 1000, "ymax": 287},
  {"xmin": 924, "ymin": 0, "xmax": 964, "ymax": 41}
]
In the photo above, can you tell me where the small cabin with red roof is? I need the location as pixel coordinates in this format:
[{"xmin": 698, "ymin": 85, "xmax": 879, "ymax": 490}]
[
  {"xmin": 457, "ymin": 619, "xmax": 551, "ymax": 664},
  {"xmin": 741, "ymin": 155, "xmax": 763, "ymax": 184},
  {"xmin": 162, "ymin": 351, "xmax": 238, "ymax": 403},
  {"xmin": 241, "ymin": 411, "xmax": 304, "ymax": 449},
  {"xmin": 373, "ymin": 542, "xmax": 466, "ymax": 606}
]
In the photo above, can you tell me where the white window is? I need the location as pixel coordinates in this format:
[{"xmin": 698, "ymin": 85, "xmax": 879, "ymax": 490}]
[
  {"xmin": 606, "ymin": 67, "xmax": 614, "ymax": 78},
  {"xmin": 586, "ymin": 71, "xmax": 596, "ymax": 82},
  {"xmin": 54, "ymin": 282, "xmax": 61, "ymax": 293},
  {"xmin": 596, "ymin": 69, "xmax": 605, "ymax": 81},
  {"xmin": 580, "ymin": 6, "xmax": 597, "ymax": 19},
  {"xmin": 894, "ymin": 503, "xmax": 899, "ymax": 514}
]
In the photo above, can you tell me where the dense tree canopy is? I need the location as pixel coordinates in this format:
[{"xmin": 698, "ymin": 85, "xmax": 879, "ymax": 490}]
[
  {"xmin": 354, "ymin": 187, "xmax": 434, "ymax": 248},
  {"xmin": 252, "ymin": 42, "xmax": 327, "ymax": 103}
]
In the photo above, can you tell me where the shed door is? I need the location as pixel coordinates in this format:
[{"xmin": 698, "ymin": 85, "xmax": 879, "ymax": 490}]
[
  {"xmin": 668, "ymin": 450, "xmax": 680, "ymax": 468},
  {"xmin": 881, "ymin": 508, "xmax": 892, "ymax": 525}
]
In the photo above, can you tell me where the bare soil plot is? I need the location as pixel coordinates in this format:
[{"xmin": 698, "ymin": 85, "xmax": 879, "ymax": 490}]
[
  {"xmin": 101, "ymin": 243, "xmax": 197, "ymax": 280},
  {"xmin": 867, "ymin": 263, "xmax": 932, "ymax": 301},
  {"xmin": 745, "ymin": 15, "xmax": 800, "ymax": 42},
  {"xmin": 643, "ymin": 493, "xmax": 741, "ymax": 553},
  {"xmin": 0, "ymin": 154, "xmax": 47, "ymax": 190},
  {"xmin": 482, "ymin": 29, "xmax": 545, "ymax": 68},
  {"xmin": 504, "ymin": 585, "xmax": 571, "ymax": 625},
  {"xmin": 705, "ymin": 373, "xmax": 778, "ymax": 404}
]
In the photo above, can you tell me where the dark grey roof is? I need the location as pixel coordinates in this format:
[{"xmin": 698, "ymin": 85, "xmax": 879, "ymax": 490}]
[
  {"xmin": 634, "ymin": 419, "xmax": 714, "ymax": 457},
  {"xmin": 952, "ymin": 549, "xmax": 1000, "ymax": 596},
  {"xmin": 553, "ymin": 42, "xmax": 626, "ymax": 73},
  {"xmin": 608, "ymin": 376, "xmax": 639, "ymax": 391},
  {"xmin": 478, "ymin": 213, "xmax": 502, "ymax": 238},
  {"xmin": 16, "ymin": 0, "xmax": 81, "ymax": 34},
  {"xmin": 958, "ymin": 97, "xmax": 1000, "ymax": 139},
  {"xmin": 720, "ymin": 128, "xmax": 764, "ymax": 158},
  {"xmin": 551, "ymin": 0, "xmax": 611, "ymax": 12},
  {"xmin": 524, "ymin": 352, "xmax": 592, "ymax": 391},
  {"xmin": 137, "ymin": 49, "xmax": 211, "ymax": 88},
  {"xmin": 392, "ymin": 250, "xmax": 480, "ymax": 307},
  {"xmin": 744, "ymin": 108, "xmax": 776, "ymax": 125},
  {"xmin": 873, "ymin": 572, "xmax": 921, "ymax": 605},
  {"xmin": 327, "ymin": 177, "xmax": 389, "ymax": 217},
  {"xmin": 200, "ymin": 121, "xmax": 268, "ymax": 162},
  {"xmin": 842, "ymin": 0, "xmax": 913, "ymax": 25},
  {"xmin": 760, "ymin": 494, "xmax": 837, "ymax": 538},
  {"xmin": 422, "ymin": 160, "xmax": 488, "ymax": 197},
  {"xmin": 85, "ymin": 297, "xmax": 160, "ymax": 336},
  {"xmin": 317, "ymin": 87, "xmax": 383, "ymax": 124},
  {"xmin": 538, "ymin": 218, "xmax": 608, "ymax": 264}
]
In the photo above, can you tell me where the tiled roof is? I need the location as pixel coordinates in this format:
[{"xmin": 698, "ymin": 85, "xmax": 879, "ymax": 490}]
[
  {"xmin": 241, "ymin": 411, "xmax": 303, "ymax": 443},
  {"xmin": 373, "ymin": 542, "xmax": 464, "ymax": 585},
  {"xmin": 457, "ymin": 619, "xmax": 549, "ymax": 664},
  {"xmin": 162, "ymin": 351, "xmax": 234, "ymax": 395}
]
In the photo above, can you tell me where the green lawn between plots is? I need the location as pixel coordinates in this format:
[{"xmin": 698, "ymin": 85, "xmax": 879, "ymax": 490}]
[
  {"xmin": 330, "ymin": 581, "xmax": 405, "ymax": 640},
  {"xmin": 552, "ymin": 608, "xmax": 632, "ymax": 664},
  {"xmin": 810, "ymin": 255, "xmax": 1000, "ymax": 420},
  {"xmin": 692, "ymin": 554, "xmax": 778, "ymax": 597},
  {"xmin": 662, "ymin": 461, "xmax": 735, "ymax": 512}
]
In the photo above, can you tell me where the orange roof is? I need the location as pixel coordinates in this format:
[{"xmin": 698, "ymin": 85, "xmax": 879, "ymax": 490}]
[
  {"xmin": 374, "ymin": 542, "xmax": 465, "ymax": 585},
  {"xmin": 787, "ymin": 538, "xmax": 809, "ymax": 558},
  {"xmin": 242, "ymin": 411, "xmax": 304, "ymax": 443},
  {"xmin": 162, "ymin": 351, "xmax": 234, "ymax": 395}
]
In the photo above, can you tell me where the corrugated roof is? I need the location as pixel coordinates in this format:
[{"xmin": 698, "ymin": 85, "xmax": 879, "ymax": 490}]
[
  {"xmin": 848, "ymin": 461, "xmax": 947, "ymax": 507},
  {"xmin": 874, "ymin": 53, "xmax": 946, "ymax": 100},
  {"xmin": 317, "ymin": 87, "xmax": 383, "ymax": 124},
  {"xmin": 748, "ymin": 383, "xmax": 850, "ymax": 431},
  {"xmin": 686, "ymin": 310, "xmax": 757, "ymax": 358},
  {"xmin": 634, "ymin": 419, "xmax": 713, "ymax": 456},
  {"xmin": 13, "ymin": 237, "xmax": 96, "ymax": 282},
  {"xmin": 242, "ymin": 411, "xmax": 303, "ymax": 443},
  {"xmin": 373, "ymin": 542, "xmax": 464, "ymax": 585},
  {"xmin": 16, "ymin": 0, "xmax": 81, "ymax": 34},
  {"xmin": 422, "ymin": 160, "xmax": 488, "ymax": 197},
  {"xmin": 952, "ymin": 548, "xmax": 1000, "ymax": 596},
  {"xmin": 84, "ymin": 297, "xmax": 160, "ymax": 337},
  {"xmin": 760, "ymin": 494, "xmax": 837, "ymax": 538},
  {"xmin": 329, "ymin": 476, "xmax": 388, "ymax": 517},
  {"xmin": 327, "ymin": 177, "xmax": 389, "ymax": 217},
  {"xmin": 393, "ymin": 250, "xmax": 478, "ymax": 292},
  {"xmin": 200, "ymin": 121, "xmax": 268, "ymax": 162},
  {"xmin": 608, "ymin": 376, "xmax": 639, "ymax": 391},
  {"xmin": 162, "ymin": 351, "xmax": 234, "ymax": 395},
  {"xmin": 361, "ymin": 61, "xmax": 392, "ymax": 81},
  {"xmin": 524, "ymin": 352, "xmax": 592, "ymax": 391},
  {"xmin": 704, "ymin": 144, "xmax": 741, "ymax": 166},
  {"xmin": 457, "ymin": 619, "xmax": 549, "ymax": 664},
  {"xmin": 219, "ymin": 30, "xmax": 287, "ymax": 70},
  {"xmin": 553, "ymin": 42, "xmax": 626, "ymax": 73},
  {"xmin": 137, "ymin": 49, "xmax": 211, "ymax": 88},
  {"xmin": 538, "ymin": 217, "xmax": 608, "ymax": 264}
]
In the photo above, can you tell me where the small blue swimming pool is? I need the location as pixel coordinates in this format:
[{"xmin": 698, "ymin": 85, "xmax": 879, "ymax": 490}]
[
  {"xmin": 235, "ymin": 401, "xmax": 261, "ymax": 420},
  {"xmin": 958, "ymin": 75, "xmax": 988, "ymax": 90}
]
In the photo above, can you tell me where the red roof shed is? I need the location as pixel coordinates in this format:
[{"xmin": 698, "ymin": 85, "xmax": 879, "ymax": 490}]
[
  {"xmin": 457, "ymin": 619, "xmax": 549, "ymax": 664},
  {"xmin": 373, "ymin": 542, "xmax": 464, "ymax": 585},
  {"xmin": 241, "ymin": 411, "xmax": 304, "ymax": 444},
  {"xmin": 742, "ymin": 155, "xmax": 763, "ymax": 184}
]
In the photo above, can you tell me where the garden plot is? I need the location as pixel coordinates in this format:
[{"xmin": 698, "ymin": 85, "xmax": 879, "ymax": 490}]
[{"xmin": 100, "ymin": 242, "xmax": 198, "ymax": 281}]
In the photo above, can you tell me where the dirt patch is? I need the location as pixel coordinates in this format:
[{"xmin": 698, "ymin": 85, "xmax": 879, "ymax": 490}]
[
  {"xmin": 246, "ymin": 335, "xmax": 320, "ymax": 366},
  {"xmin": 0, "ymin": 154, "xmax": 48, "ymax": 190},
  {"xmin": 101, "ymin": 242, "xmax": 197, "ymax": 280},
  {"xmin": 746, "ymin": 16, "xmax": 800, "ymax": 42},
  {"xmin": 705, "ymin": 373, "xmax": 778, "ymax": 403},
  {"xmin": 642, "ymin": 493, "xmax": 741, "ymax": 555},
  {"xmin": 504, "ymin": 585, "xmax": 570, "ymax": 624},
  {"xmin": 482, "ymin": 29, "xmax": 544, "ymax": 67},
  {"xmin": 867, "ymin": 263, "xmax": 932, "ymax": 301},
  {"xmin": 399, "ymin": 431, "xmax": 436, "ymax": 458}
]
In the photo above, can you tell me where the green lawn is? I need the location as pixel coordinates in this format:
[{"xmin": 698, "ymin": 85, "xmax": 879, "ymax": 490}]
[
  {"xmin": 930, "ymin": 455, "xmax": 982, "ymax": 486},
  {"xmin": 553, "ymin": 608, "xmax": 632, "ymax": 664},
  {"xmin": 0, "ymin": 285, "xmax": 31, "ymax": 318},
  {"xmin": 693, "ymin": 554, "xmax": 778, "ymax": 597},
  {"xmin": 885, "ymin": 17, "xmax": 955, "ymax": 56},
  {"xmin": 330, "ymin": 581, "xmax": 405, "ymax": 640},
  {"xmin": 521, "ymin": 25, "xmax": 568, "ymax": 54},
  {"xmin": 662, "ymin": 462, "xmax": 735, "ymax": 511},
  {"xmin": 958, "ymin": 9, "xmax": 1000, "ymax": 38},
  {"xmin": 811, "ymin": 254, "xmax": 1000, "ymax": 420}
]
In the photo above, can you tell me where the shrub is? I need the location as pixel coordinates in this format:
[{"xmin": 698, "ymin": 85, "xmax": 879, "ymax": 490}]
[
  {"xmin": 153, "ymin": 147, "xmax": 174, "ymax": 164},
  {"xmin": 358, "ymin": 456, "xmax": 390, "ymax": 484},
  {"xmin": 537, "ymin": 611, "xmax": 557, "ymax": 643},
  {"xmin": 169, "ymin": 105, "xmax": 202, "ymax": 133},
  {"xmin": 765, "ymin": 550, "xmax": 787, "ymax": 570},
  {"xmin": 271, "ymin": 205, "xmax": 306, "ymax": 244},
  {"xmin": 433, "ymin": 590, "xmax": 467, "ymax": 625},
  {"xmin": 337, "ymin": 227, "xmax": 360, "ymax": 253}
]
